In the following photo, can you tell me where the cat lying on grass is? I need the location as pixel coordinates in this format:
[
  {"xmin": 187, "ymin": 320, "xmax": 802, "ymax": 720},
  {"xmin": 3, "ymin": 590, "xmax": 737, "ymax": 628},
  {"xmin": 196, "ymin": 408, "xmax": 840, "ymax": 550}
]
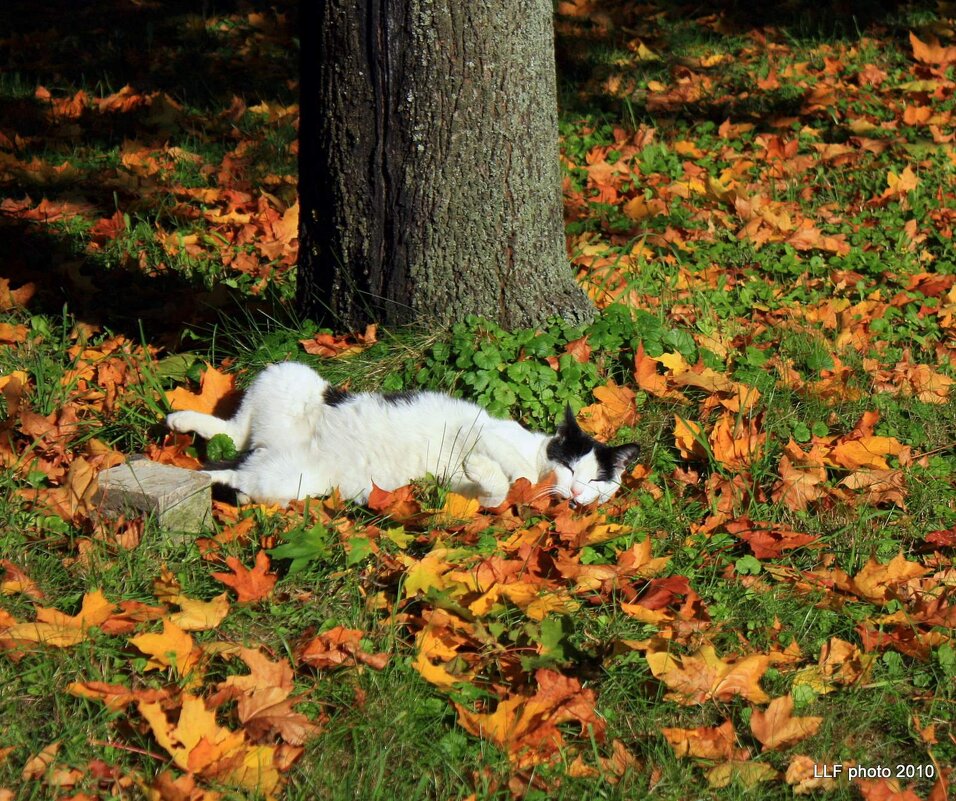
[{"xmin": 167, "ymin": 361, "xmax": 639, "ymax": 507}]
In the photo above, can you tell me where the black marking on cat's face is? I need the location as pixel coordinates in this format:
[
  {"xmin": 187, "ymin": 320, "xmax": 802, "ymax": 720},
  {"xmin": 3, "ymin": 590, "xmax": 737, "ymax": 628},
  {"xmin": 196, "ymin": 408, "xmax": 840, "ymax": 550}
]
[
  {"xmin": 323, "ymin": 385, "xmax": 352, "ymax": 407},
  {"xmin": 548, "ymin": 405, "xmax": 640, "ymax": 477},
  {"xmin": 546, "ymin": 405, "xmax": 595, "ymax": 466},
  {"xmin": 381, "ymin": 390, "xmax": 421, "ymax": 405},
  {"xmin": 594, "ymin": 443, "xmax": 640, "ymax": 481}
]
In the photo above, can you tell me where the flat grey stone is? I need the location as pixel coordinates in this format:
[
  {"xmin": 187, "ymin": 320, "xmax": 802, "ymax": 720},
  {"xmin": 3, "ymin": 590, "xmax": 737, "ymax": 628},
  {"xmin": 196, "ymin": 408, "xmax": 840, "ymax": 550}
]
[{"xmin": 96, "ymin": 458, "xmax": 212, "ymax": 536}]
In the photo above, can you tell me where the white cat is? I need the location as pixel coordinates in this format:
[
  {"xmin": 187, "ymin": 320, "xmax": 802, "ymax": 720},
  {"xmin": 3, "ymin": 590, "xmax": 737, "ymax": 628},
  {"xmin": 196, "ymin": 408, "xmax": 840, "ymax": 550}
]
[{"xmin": 166, "ymin": 361, "xmax": 638, "ymax": 507}]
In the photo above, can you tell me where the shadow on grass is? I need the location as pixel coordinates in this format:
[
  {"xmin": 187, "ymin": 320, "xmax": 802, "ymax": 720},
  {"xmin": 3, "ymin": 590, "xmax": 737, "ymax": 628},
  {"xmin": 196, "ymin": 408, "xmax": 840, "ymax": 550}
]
[
  {"xmin": 556, "ymin": 0, "xmax": 926, "ymax": 122},
  {"xmin": 0, "ymin": 0, "xmax": 297, "ymax": 110},
  {"xmin": 1, "ymin": 0, "xmax": 299, "ymax": 343},
  {"xmin": 0, "ymin": 215, "xmax": 283, "ymax": 347}
]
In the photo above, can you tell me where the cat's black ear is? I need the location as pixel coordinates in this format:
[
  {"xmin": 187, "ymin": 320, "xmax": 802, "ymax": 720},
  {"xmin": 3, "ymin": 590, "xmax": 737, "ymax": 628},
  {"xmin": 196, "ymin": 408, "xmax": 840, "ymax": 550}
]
[
  {"xmin": 613, "ymin": 443, "xmax": 640, "ymax": 470},
  {"xmin": 558, "ymin": 404, "xmax": 580, "ymax": 436}
]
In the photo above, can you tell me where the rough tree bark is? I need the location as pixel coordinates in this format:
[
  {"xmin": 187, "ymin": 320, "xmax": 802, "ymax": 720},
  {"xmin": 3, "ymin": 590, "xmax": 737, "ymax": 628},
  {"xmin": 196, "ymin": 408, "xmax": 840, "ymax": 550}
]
[{"xmin": 297, "ymin": 0, "xmax": 594, "ymax": 330}]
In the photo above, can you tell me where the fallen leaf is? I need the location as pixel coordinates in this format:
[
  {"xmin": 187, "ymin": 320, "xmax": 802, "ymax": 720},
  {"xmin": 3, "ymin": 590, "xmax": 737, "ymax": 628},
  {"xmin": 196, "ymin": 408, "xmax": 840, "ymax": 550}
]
[
  {"xmin": 851, "ymin": 553, "xmax": 929, "ymax": 604},
  {"xmin": 910, "ymin": 32, "xmax": 956, "ymax": 65},
  {"xmin": 646, "ymin": 644, "xmax": 770, "ymax": 704},
  {"xmin": 166, "ymin": 364, "xmax": 237, "ymax": 415},
  {"xmin": 167, "ymin": 592, "xmax": 230, "ymax": 631},
  {"xmin": 129, "ymin": 619, "xmax": 201, "ymax": 676},
  {"xmin": 750, "ymin": 695, "xmax": 822, "ymax": 750},
  {"xmin": 297, "ymin": 626, "xmax": 389, "ymax": 671},
  {"xmin": 706, "ymin": 760, "xmax": 778, "ymax": 788},
  {"xmin": 211, "ymin": 551, "xmax": 277, "ymax": 603},
  {"xmin": 0, "ymin": 560, "xmax": 45, "ymax": 600},
  {"xmin": 662, "ymin": 720, "xmax": 748, "ymax": 760},
  {"xmin": 4, "ymin": 589, "xmax": 115, "ymax": 648},
  {"xmin": 454, "ymin": 669, "xmax": 605, "ymax": 768}
]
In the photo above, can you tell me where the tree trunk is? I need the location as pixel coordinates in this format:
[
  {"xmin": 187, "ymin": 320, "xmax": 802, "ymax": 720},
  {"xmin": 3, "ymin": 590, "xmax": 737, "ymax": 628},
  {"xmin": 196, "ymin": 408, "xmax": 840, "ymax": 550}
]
[{"xmin": 297, "ymin": 0, "xmax": 594, "ymax": 330}]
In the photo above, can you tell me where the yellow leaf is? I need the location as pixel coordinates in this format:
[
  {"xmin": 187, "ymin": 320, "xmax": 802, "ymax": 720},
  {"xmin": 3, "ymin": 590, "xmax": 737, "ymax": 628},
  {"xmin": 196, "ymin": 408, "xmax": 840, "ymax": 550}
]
[
  {"xmin": 383, "ymin": 526, "xmax": 414, "ymax": 549},
  {"xmin": 884, "ymin": 165, "xmax": 919, "ymax": 196},
  {"xmin": 138, "ymin": 694, "xmax": 244, "ymax": 773},
  {"xmin": 828, "ymin": 435, "xmax": 906, "ymax": 471},
  {"xmin": 167, "ymin": 592, "xmax": 230, "ymax": 631},
  {"xmin": 21, "ymin": 742, "xmax": 59, "ymax": 780},
  {"xmin": 129, "ymin": 619, "xmax": 200, "ymax": 676},
  {"xmin": 657, "ymin": 351, "xmax": 690, "ymax": 374},
  {"xmin": 646, "ymin": 644, "xmax": 770, "ymax": 705},
  {"xmin": 5, "ymin": 590, "xmax": 116, "ymax": 648},
  {"xmin": 437, "ymin": 493, "xmax": 480, "ymax": 522},
  {"xmin": 706, "ymin": 760, "xmax": 778, "ymax": 788},
  {"xmin": 219, "ymin": 744, "xmax": 281, "ymax": 795},
  {"xmin": 411, "ymin": 651, "xmax": 460, "ymax": 688},
  {"xmin": 402, "ymin": 549, "xmax": 456, "ymax": 597}
]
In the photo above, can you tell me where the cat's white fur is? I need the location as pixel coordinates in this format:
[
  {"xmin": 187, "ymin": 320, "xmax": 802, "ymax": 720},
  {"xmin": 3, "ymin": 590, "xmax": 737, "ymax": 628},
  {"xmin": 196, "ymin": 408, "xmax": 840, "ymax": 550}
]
[{"xmin": 166, "ymin": 362, "xmax": 633, "ymax": 507}]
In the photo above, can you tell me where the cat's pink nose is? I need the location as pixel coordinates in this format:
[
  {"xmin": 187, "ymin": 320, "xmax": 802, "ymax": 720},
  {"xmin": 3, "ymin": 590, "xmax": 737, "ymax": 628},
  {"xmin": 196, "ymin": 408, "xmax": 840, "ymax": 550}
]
[{"xmin": 571, "ymin": 486, "xmax": 583, "ymax": 497}]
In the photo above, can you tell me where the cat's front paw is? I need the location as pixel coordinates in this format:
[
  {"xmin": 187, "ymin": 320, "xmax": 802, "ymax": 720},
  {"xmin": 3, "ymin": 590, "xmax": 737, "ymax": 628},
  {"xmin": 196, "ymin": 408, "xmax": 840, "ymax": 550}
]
[
  {"xmin": 478, "ymin": 492, "xmax": 507, "ymax": 510},
  {"xmin": 165, "ymin": 411, "xmax": 190, "ymax": 432}
]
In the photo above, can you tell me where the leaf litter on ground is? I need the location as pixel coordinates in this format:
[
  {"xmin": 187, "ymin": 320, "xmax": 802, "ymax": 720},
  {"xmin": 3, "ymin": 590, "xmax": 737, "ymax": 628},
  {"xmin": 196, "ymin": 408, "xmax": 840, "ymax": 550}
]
[{"xmin": 1, "ymin": 0, "xmax": 955, "ymax": 798}]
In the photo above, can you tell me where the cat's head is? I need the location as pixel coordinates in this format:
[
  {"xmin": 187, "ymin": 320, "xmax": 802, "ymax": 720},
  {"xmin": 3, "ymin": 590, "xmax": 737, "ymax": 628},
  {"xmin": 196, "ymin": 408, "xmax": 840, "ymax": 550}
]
[{"xmin": 546, "ymin": 406, "xmax": 639, "ymax": 505}]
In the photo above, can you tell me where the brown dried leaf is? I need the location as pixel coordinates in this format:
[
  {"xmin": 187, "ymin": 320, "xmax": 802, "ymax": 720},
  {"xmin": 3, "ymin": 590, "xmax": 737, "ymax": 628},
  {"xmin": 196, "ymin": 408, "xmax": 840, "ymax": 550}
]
[{"xmin": 750, "ymin": 695, "xmax": 822, "ymax": 751}]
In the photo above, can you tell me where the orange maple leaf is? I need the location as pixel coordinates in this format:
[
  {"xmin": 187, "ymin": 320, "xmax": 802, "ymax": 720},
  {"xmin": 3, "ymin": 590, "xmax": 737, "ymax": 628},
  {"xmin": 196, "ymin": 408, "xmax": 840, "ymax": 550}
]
[
  {"xmin": 366, "ymin": 483, "xmax": 421, "ymax": 522},
  {"xmin": 840, "ymin": 469, "xmax": 906, "ymax": 507},
  {"xmin": 563, "ymin": 334, "xmax": 592, "ymax": 363},
  {"xmin": 211, "ymin": 551, "xmax": 277, "ymax": 603},
  {"xmin": 724, "ymin": 518, "xmax": 819, "ymax": 559},
  {"xmin": 646, "ymin": 644, "xmax": 770, "ymax": 705},
  {"xmin": 0, "ymin": 560, "xmax": 45, "ymax": 600},
  {"xmin": 662, "ymin": 720, "xmax": 749, "ymax": 760},
  {"xmin": 211, "ymin": 647, "xmax": 322, "ymax": 745},
  {"xmin": 578, "ymin": 381, "xmax": 638, "ymax": 439},
  {"xmin": 851, "ymin": 553, "xmax": 929, "ymax": 604},
  {"xmin": 454, "ymin": 669, "xmax": 605, "ymax": 767},
  {"xmin": 297, "ymin": 626, "xmax": 389, "ymax": 671},
  {"xmin": 674, "ymin": 415, "xmax": 707, "ymax": 460},
  {"xmin": 857, "ymin": 778, "xmax": 924, "ymax": 801},
  {"xmin": 166, "ymin": 364, "xmax": 237, "ymax": 415},
  {"xmin": 709, "ymin": 411, "xmax": 765, "ymax": 469},
  {"xmin": 750, "ymin": 695, "xmax": 822, "ymax": 751},
  {"xmin": 0, "ymin": 322, "xmax": 28, "ymax": 344},
  {"xmin": 634, "ymin": 344, "xmax": 686, "ymax": 400},
  {"xmin": 67, "ymin": 680, "xmax": 171, "ymax": 711},
  {"xmin": 773, "ymin": 447, "xmax": 828, "ymax": 512},
  {"xmin": 910, "ymin": 32, "xmax": 956, "ymax": 65}
]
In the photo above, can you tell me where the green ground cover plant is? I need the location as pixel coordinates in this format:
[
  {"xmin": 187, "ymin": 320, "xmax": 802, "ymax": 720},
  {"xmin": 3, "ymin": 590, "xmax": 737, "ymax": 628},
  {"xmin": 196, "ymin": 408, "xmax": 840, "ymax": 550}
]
[{"xmin": 0, "ymin": 1, "xmax": 954, "ymax": 799}]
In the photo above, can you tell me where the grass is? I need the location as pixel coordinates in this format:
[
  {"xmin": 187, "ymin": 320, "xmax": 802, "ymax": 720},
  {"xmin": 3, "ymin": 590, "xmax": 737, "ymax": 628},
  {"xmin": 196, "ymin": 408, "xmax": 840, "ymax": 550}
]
[{"xmin": 1, "ymin": 0, "xmax": 955, "ymax": 798}]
